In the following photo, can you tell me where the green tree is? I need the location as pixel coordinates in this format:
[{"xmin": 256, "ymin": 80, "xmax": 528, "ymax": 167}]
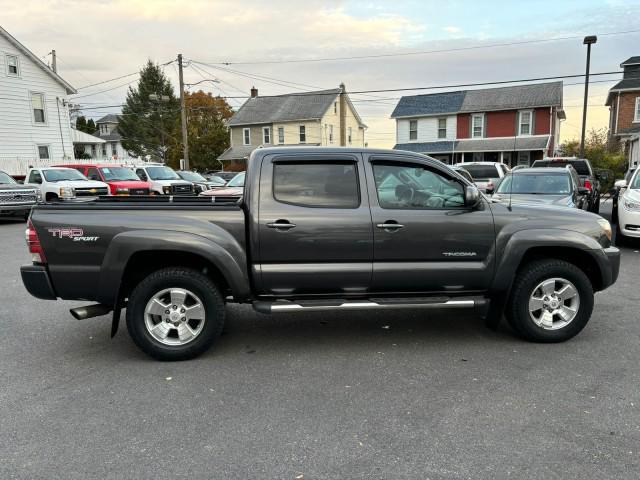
[
  {"xmin": 86, "ymin": 119, "xmax": 97, "ymax": 135},
  {"xmin": 75, "ymin": 116, "xmax": 87, "ymax": 132},
  {"xmin": 166, "ymin": 90, "xmax": 233, "ymax": 171},
  {"xmin": 559, "ymin": 128, "xmax": 626, "ymax": 191},
  {"xmin": 118, "ymin": 60, "xmax": 179, "ymax": 160}
]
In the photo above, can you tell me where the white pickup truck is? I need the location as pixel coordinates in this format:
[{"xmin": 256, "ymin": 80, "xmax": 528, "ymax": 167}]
[
  {"xmin": 134, "ymin": 165, "xmax": 194, "ymax": 195},
  {"xmin": 25, "ymin": 167, "xmax": 110, "ymax": 202}
]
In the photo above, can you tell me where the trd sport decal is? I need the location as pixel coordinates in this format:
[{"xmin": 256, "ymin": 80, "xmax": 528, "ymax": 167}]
[{"xmin": 48, "ymin": 228, "xmax": 99, "ymax": 242}]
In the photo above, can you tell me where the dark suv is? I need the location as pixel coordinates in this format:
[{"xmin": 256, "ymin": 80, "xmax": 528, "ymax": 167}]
[{"xmin": 531, "ymin": 158, "xmax": 601, "ymax": 213}]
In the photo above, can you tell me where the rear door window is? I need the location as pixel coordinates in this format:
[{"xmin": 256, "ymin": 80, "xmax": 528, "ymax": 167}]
[
  {"xmin": 273, "ymin": 162, "xmax": 360, "ymax": 208},
  {"xmin": 533, "ymin": 160, "xmax": 591, "ymax": 176},
  {"xmin": 461, "ymin": 164, "xmax": 500, "ymax": 179}
]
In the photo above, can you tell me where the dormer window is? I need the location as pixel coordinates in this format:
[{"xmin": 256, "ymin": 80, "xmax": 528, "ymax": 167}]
[
  {"xmin": 519, "ymin": 110, "xmax": 533, "ymax": 136},
  {"xmin": 6, "ymin": 54, "xmax": 19, "ymax": 76},
  {"xmin": 635, "ymin": 97, "xmax": 640, "ymax": 123}
]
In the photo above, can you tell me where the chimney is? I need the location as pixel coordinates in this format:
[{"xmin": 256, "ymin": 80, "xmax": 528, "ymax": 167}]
[
  {"xmin": 339, "ymin": 83, "xmax": 347, "ymax": 147},
  {"xmin": 250, "ymin": 86, "xmax": 258, "ymax": 98}
]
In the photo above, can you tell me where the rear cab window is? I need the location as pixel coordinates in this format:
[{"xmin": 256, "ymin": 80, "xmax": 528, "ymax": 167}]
[
  {"xmin": 532, "ymin": 160, "xmax": 592, "ymax": 176},
  {"xmin": 461, "ymin": 164, "xmax": 501, "ymax": 179},
  {"xmin": 273, "ymin": 162, "xmax": 360, "ymax": 208}
]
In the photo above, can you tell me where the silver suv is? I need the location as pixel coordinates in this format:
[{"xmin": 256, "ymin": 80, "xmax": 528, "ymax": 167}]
[
  {"xmin": 452, "ymin": 162, "xmax": 509, "ymax": 193},
  {"xmin": 0, "ymin": 170, "xmax": 41, "ymax": 220}
]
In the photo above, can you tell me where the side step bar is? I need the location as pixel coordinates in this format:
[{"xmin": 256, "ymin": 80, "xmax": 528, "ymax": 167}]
[{"xmin": 253, "ymin": 297, "xmax": 486, "ymax": 314}]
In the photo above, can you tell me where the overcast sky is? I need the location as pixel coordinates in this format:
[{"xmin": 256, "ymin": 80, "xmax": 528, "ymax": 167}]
[{"xmin": 3, "ymin": 0, "xmax": 640, "ymax": 148}]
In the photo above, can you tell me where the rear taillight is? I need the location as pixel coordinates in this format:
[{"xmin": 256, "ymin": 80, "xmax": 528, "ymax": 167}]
[
  {"xmin": 25, "ymin": 220, "xmax": 46, "ymax": 264},
  {"xmin": 584, "ymin": 179, "xmax": 593, "ymax": 191}
]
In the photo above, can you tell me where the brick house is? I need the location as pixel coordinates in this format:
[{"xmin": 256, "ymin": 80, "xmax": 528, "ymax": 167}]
[
  {"xmin": 392, "ymin": 82, "xmax": 565, "ymax": 167},
  {"xmin": 218, "ymin": 84, "xmax": 366, "ymax": 168},
  {"xmin": 606, "ymin": 56, "xmax": 640, "ymax": 170}
]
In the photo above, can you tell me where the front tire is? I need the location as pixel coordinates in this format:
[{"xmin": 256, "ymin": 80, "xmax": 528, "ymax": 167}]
[
  {"xmin": 126, "ymin": 267, "xmax": 225, "ymax": 360},
  {"xmin": 506, "ymin": 259, "xmax": 594, "ymax": 342}
]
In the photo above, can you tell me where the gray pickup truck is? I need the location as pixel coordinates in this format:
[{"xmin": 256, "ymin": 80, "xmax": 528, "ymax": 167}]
[{"xmin": 21, "ymin": 147, "xmax": 620, "ymax": 360}]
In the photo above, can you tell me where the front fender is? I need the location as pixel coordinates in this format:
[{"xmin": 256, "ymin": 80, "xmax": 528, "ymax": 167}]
[
  {"xmin": 97, "ymin": 229, "xmax": 251, "ymax": 306},
  {"xmin": 491, "ymin": 228, "xmax": 603, "ymax": 293}
]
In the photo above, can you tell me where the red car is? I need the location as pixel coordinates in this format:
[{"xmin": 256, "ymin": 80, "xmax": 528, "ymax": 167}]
[{"xmin": 56, "ymin": 164, "xmax": 152, "ymax": 196}]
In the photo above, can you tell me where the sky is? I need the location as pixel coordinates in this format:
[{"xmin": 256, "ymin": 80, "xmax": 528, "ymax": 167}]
[{"xmin": 2, "ymin": 0, "xmax": 640, "ymax": 148}]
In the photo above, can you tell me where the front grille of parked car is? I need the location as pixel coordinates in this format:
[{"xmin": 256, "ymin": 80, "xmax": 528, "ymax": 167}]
[
  {"xmin": 130, "ymin": 188, "xmax": 149, "ymax": 195},
  {"xmin": 0, "ymin": 190, "xmax": 38, "ymax": 204},
  {"xmin": 75, "ymin": 187, "xmax": 109, "ymax": 197},
  {"xmin": 172, "ymin": 184, "xmax": 193, "ymax": 195}
]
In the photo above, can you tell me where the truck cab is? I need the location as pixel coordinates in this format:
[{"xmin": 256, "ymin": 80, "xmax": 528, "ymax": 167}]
[{"xmin": 134, "ymin": 164, "xmax": 194, "ymax": 195}]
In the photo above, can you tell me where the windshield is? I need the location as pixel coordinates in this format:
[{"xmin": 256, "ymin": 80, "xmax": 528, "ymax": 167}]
[
  {"xmin": 496, "ymin": 173, "xmax": 571, "ymax": 195},
  {"xmin": 207, "ymin": 175, "xmax": 225, "ymax": 184},
  {"xmin": 226, "ymin": 172, "xmax": 246, "ymax": 187},
  {"xmin": 630, "ymin": 170, "xmax": 640, "ymax": 189},
  {"xmin": 533, "ymin": 160, "xmax": 591, "ymax": 176},
  {"xmin": 43, "ymin": 169, "xmax": 88, "ymax": 182},
  {"xmin": 146, "ymin": 166, "xmax": 180, "ymax": 181},
  {"xmin": 178, "ymin": 171, "xmax": 207, "ymax": 182},
  {"xmin": 0, "ymin": 172, "xmax": 17, "ymax": 184},
  {"xmin": 460, "ymin": 164, "xmax": 500, "ymax": 179},
  {"xmin": 100, "ymin": 167, "xmax": 140, "ymax": 181}
]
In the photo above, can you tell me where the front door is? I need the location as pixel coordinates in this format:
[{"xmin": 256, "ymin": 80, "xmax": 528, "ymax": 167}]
[
  {"xmin": 256, "ymin": 154, "xmax": 373, "ymax": 296},
  {"xmin": 365, "ymin": 154, "xmax": 496, "ymax": 294}
]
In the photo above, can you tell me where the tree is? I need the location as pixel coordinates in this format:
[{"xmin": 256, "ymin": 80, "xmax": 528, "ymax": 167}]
[
  {"xmin": 558, "ymin": 128, "xmax": 626, "ymax": 190},
  {"xmin": 86, "ymin": 119, "xmax": 97, "ymax": 135},
  {"xmin": 166, "ymin": 90, "xmax": 233, "ymax": 171},
  {"xmin": 75, "ymin": 116, "xmax": 87, "ymax": 132},
  {"xmin": 118, "ymin": 60, "xmax": 179, "ymax": 160}
]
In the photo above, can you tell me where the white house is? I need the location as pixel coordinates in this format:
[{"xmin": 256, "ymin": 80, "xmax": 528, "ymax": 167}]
[
  {"xmin": 0, "ymin": 26, "xmax": 76, "ymax": 176},
  {"xmin": 93, "ymin": 114, "xmax": 132, "ymax": 160}
]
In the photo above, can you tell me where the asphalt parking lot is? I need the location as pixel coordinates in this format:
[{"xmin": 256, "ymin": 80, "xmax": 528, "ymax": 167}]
[{"xmin": 1, "ymin": 202, "xmax": 639, "ymax": 479}]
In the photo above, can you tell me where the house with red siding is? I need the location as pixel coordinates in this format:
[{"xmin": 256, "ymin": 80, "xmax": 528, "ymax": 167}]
[
  {"xmin": 392, "ymin": 82, "xmax": 565, "ymax": 167},
  {"xmin": 606, "ymin": 56, "xmax": 640, "ymax": 170}
]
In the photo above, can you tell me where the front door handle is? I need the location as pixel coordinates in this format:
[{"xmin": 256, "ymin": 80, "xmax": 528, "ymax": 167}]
[
  {"xmin": 376, "ymin": 222, "xmax": 404, "ymax": 230},
  {"xmin": 266, "ymin": 220, "xmax": 297, "ymax": 230}
]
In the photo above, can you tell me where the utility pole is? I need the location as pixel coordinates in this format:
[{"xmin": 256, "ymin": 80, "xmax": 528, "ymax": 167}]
[
  {"xmin": 580, "ymin": 35, "xmax": 597, "ymax": 158},
  {"xmin": 178, "ymin": 54, "xmax": 190, "ymax": 170},
  {"xmin": 51, "ymin": 49, "xmax": 57, "ymax": 73}
]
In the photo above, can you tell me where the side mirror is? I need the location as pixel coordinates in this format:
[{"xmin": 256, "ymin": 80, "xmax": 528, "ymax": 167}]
[
  {"xmin": 614, "ymin": 179, "xmax": 628, "ymax": 189},
  {"xmin": 465, "ymin": 185, "xmax": 481, "ymax": 207}
]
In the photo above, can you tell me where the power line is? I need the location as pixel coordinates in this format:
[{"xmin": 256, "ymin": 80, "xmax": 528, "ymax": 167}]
[
  {"xmin": 199, "ymin": 28, "xmax": 640, "ymax": 65},
  {"xmin": 70, "ymin": 78, "xmax": 139, "ymax": 99},
  {"xmin": 74, "ymin": 59, "xmax": 175, "ymax": 90}
]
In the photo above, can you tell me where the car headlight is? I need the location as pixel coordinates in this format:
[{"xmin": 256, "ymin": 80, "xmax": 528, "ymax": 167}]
[
  {"xmin": 35, "ymin": 190, "xmax": 42, "ymax": 202},
  {"xmin": 622, "ymin": 197, "xmax": 640, "ymax": 211},
  {"xmin": 163, "ymin": 186, "xmax": 171, "ymax": 194},
  {"xmin": 59, "ymin": 187, "xmax": 75, "ymax": 199},
  {"xmin": 597, "ymin": 218, "xmax": 612, "ymax": 241},
  {"xmin": 116, "ymin": 188, "xmax": 130, "ymax": 194}
]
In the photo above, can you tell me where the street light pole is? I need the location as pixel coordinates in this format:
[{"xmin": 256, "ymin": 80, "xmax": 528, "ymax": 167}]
[{"xmin": 580, "ymin": 35, "xmax": 597, "ymax": 158}]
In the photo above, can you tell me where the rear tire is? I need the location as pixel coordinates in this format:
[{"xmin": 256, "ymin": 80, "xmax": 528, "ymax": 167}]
[
  {"xmin": 126, "ymin": 267, "xmax": 225, "ymax": 361},
  {"xmin": 506, "ymin": 259, "xmax": 593, "ymax": 342}
]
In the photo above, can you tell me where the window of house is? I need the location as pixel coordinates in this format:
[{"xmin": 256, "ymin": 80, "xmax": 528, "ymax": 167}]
[
  {"xmin": 372, "ymin": 162, "xmax": 464, "ymax": 209},
  {"xmin": 273, "ymin": 162, "xmax": 359, "ymax": 208},
  {"xmin": 91, "ymin": 145, "xmax": 96, "ymax": 157},
  {"xmin": 472, "ymin": 114, "xmax": 484, "ymax": 138},
  {"xmin": 37, "ymin": 145, "xmax": 50, "ymax": 160},
  {"xmin": 299, "ymin": 125, "xmax": 306, "ymax": 143},
  {"xmin": 519, "ymin": 110, "xmax": 532, "ymax": 135},
  {"xmin": 111, "ymin": 143, "xmax": 118, "ymax": 156},
  {"xmin": 517, "ymin": 151, "xmax": 531, "ymax": 166},
  {"xmin": 334, "ymin": 102, "xmax": 337, "ymax": 114},
  {"xmin": 31, "ymin": 93, "xmax": 45, "ymax": 123},
  {"xmin": 278, "ymin": 127, "xmax": 284, "ymax": 144},
  {"xmin": 348, "ymin": 127, "xmax": 352, "ymax": 145},
  {"xmin": 635, "ymin": 97, "xmax": 640, "ymax": 123},
  {"xmin": 243, "ymin": 128, "xmax": 250, "ymax": 145},
  {"xmin": 263, "ymin": 127, "xmax": 271, "ymax": 144},
  {"xmin": 329, "ymin": 125, "xmax": 334, "ymax": 143},
  {"xmin": 101, "ymin": 144, "xmax": 107, "ymax": 157},
  {"xmin": 409, "ymin": 120, "xmax": 418, "ymax": 140},
  {"xmin": 438, "ymin": 118, "xmax": 447, "ymax": 139},
  {"xmin": 6, "ymin": 54, "xmax": 19, "ymax": 75}
]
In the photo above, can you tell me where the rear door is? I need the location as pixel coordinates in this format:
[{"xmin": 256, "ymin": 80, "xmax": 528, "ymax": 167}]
[
  {"xmin": 365, "ymin": 153, "xmax": 495, "ymax": 293},
  {"xmin": 256, "ymin": 153, "xmax": 373, "ymax": 296}
]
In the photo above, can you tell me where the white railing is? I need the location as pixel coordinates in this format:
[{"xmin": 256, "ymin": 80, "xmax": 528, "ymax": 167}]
[{"xmin": 0, "ymin": 157, "xmax": 141, "ymax": 177}]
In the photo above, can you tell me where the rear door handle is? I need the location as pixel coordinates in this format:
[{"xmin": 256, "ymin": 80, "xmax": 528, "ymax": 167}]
[
  {"xmin": 266, "ymin": 220, "xmax": 297, "ymax": 230},
  {"xmin": 376, "ymin": 222, "xmax": 404, "ymax": 230}
]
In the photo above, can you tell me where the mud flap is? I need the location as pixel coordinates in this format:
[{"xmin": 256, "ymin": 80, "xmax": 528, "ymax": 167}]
[{"xmin": 483, "ymin": 294, "xmax": 506, "ymax": 331}]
